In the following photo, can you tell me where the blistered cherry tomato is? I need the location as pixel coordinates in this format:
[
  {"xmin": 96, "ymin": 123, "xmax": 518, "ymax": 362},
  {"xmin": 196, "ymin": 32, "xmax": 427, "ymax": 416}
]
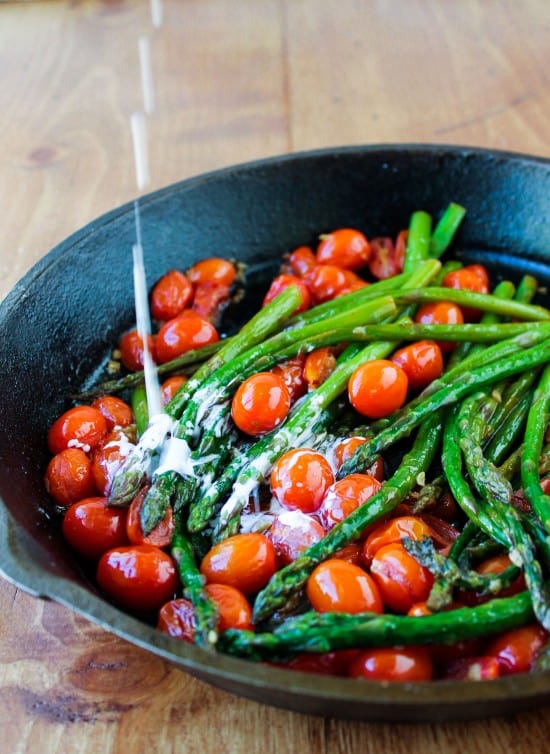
[
  {"xmin": 349, "ymin": 646, "xmax": 433, "ymax": 682},
  {"xmin": 440, "ymin": 656, "xmax": 501, "ymax": 681},
  {"xmin": 332, "ymin": 436, "xmax": 368, "ymax": 470},
  {"xmin": 391, "ymin": 340, "xmax": 444, "ymax": 392},
  {"xmin": 333, "ymin": 542, "xmax": 363, "ymax": 566},
  {"xmin": 361, "ymin": 515, "xmax": 434, "ymax": 567},
  {"xmin": 200, "ymin": 533, "xmax": 277, "ymax": 595},
  {"xmin": 97, "ymin": 544, "xmax": 178, "ymax": 613},
  {"xmin": 303, "ymin": 348, "xmax": 336, "ymax": 389},
  {"xmin": 368, "ymin": 237, "xmax": 403, "ymax": 280},
  {"xmin": 157, "ymin": 597, "xmax": 195, "ymax": 641},
  {"xmin": 48, "ymin": 405, "xmax": 108, "ymax": 455},
  {"xmin": 319, "ymin": 473, "xmax": 381, "ymax": 530},
  {"xmin": 62, "ymin": 497, "xmax": 129, "ymax": 559},
  {"xmin": 150, "ymin": 269, "xmax": 194, "ymax": 321},
  {"xmin": 92, "ymin": 429, "xmax": 135, "ymax": 496},
  {"xmin": 442, "ymin": 264, "xmax": 490, "ymax": 321},
  {"xmin": 160, "ymin": 375, "xmax": 188, "ymax": 405},
  {"xmin": 337, "ymin": 269, "xmax": 369, "ymax": 296},
  {"xmin": 288, "ymin": 245, "xmax": 317, "ymax": 277},
  {"xmin": 370, "ymin": 542, "xmax": 434, "ymax": 613},
  {"xmin": 268, "ymin": 511, "xmax": 326, "ymax": 565},
  {"xmin": 271, "ymin": 356, "xmax": 307, "ymax": 404},
  {"xmin": 348, "ymin": 359, "xmax": 408, "ymax": 419},
  {"xmin": 270, "ymin": 448, "xmax": 334, "ymax": 514},
  {"xmin": 307, "ymin": 558, "xmax": 383, "ymax": 614},
  {"xmin": 231, "ymin": 371, "xmax": 290, "ymax": 436},
  {"xmin": 187, "ymin": 257, "xmax": 236, "ymax": 287},
  {"xmin": 486, "ymin": 624, "xmax": 548, "ymax": 675},
  {"xmin": 306, "ymin": 265, "xmax": 349, "ymax": 303},
  {"xmin": 191, "ymin": 281, "xmax": 231, "ymax": 324},
  {"xmin": 155, "ymin": 311, "xmax": 219, "ymax": 364},
  {"xmin": 414, "ymin": 301, "xmax": 464, "ymax": 352},
  {"xmin": 45, "ymin": 448, "xmax": 98, "ymax": 507},
  {"xmin": 316, "ymin": 228, "xmax": 371, "ymax": 270},
  {"xmin": 263, "ymin": 274, "xmax": 311, "ymax": 314},
  {"xmin": 126, "ymin": 485, "xmax": 175, "ymax": 548},
  {"xmin": 119, "ymin": 329, "xmax": 156, "ymax": 372},
  {"xmin": 91, "ymin": 395, "xmax": 134, "ymax": 431}
]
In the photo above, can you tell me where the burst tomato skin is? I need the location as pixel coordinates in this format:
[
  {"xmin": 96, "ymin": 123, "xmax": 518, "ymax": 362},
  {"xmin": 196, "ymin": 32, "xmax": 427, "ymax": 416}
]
[
  {"xmin": 486, "ymin": 624, "xmax": 548, "ymax": 675},
  {"xmin": 348, "ymin": 360, "xmax": 408, "ymax": 419},
  {"xmin": 370, "ymin": 542, "xmax": 434, "ymax": 613},
  {"xmin": 91, "ymin": 395, "xmax": 134, "ymax": 431},
  {"xmin": 306, "ymin": 558, "xmax": 383, "ymax": 614},
  {"xmin": 367, "ymin": 236, "xmax": 405, "ymax": 280},
  {"xmin": 48, "ymin": 405, "xmax": 108, "ymax": 455},
  {"xmin": 45, "ymin": 448, "xmax": 98, "ymax": 507},
  {"xmin": 270, "ymin": 448, "xmax": 334, "ymax": 514},
  {"xmin": 319, "ymin": 473, "xmax": 382, "ymax": 530},
  {"xmin": 187, "ymin": 257, "xmax": 236, "ymax": 287},
  {"xmin": 155, "ymin": 311, "xmax": 219, "ymax": 363},
  {"xmin": 119, "ymin": 329, "xmax": 156, "ymax": 371},
  {"xmin": 231, "ymin": 371, "xmax": 290, "ymax": 436},
  {"xmin": 62, "ymin": 497, "xmax": 129, "ymax": 559},
  {"xmin": 263, "ymin": 274, "xmax": 311, "ymax": 314},
  {"xmin": 316, "ymin": 228, "xmax": 371, "ymax": 270},
  {"xmin": 391, "ymin": 340, "xmax": 444, "ymax": 392},
  {"xmin": 97, "ymin": 544, "xmax": 178, "ymax": 613},
  {"xmin": 361, "ymin": 515, "xmax": 434, "ymax": 567},
  {"xmin": 150, "ymin": 269, "xmax": 194, "ymax": 321},
  {"xmin": 271, "ymin": 356, "xmax": 307, "ymax": 404},
  {"xmin": 200, "ymin": 533, "xmax": 277, "ymax": 595},
  {"xmin": 348, "ymin": 646, "xmax": 433, "ymax": 682},
  {"xmin": 267, "ymin": 510, "xmax": 326, "ymax": 565},
  {"xmin": 91, "ymin": 429, "xmax": 135, "ymax": 497},
  {"xmin": 303, "ymin": 348, "xmax": 336, "ymax": 390}
]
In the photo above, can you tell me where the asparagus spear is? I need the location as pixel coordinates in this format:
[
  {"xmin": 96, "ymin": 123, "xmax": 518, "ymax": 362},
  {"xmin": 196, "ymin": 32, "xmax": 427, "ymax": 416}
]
[{"xmin": 521, "ymin": 364, "xmax": 550, "ymax": 532}]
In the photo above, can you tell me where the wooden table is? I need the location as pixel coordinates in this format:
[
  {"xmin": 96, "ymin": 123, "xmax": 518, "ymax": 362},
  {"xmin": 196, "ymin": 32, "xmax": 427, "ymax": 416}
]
[{"xmin": 1, "ymin": 1, "xmax": 549, "ymax": 751}]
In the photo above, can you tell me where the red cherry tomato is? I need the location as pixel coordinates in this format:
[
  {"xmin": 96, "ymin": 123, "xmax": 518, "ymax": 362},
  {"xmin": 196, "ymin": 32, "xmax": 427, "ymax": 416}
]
[
  {"xmin": 442, "ymin": 264, "xmax": 490, "ymax": 321},
  {"xmin": 348, "ymin": 646, "xmax": 433, "ymax": 682},
  {"xmin": 303, "ymin": 347, "xmax": 337, "ymax": 390},
  {"xmin": 97, "ymin": 544, "xmax": 178, "ymax": 613},
  {"xmin": 368, "ymin": 236, "xmax": 404, "ymax": 280},
  {"xmin": 316, "ymin": 228, "xmax": 371, "ymax": 270},
  {"xmin": 187, "ymin": 257, "xmax": 236, "ymax": 287},
  {"xmin": 271, "ymin": 356, "xmax": 307, "ymax": 404},
  {"xmin": 332, "ymin": 436, "xmax": 369, "ymax": 470},
  {"xmin": 119, "ymin": 329, "xmax": 156, "ymax": 372},
  {"xmin": 270, "ymin": 448, "xmax": 334, "ymax": 514},
  {"xmin": 231, "ymin": 371, "xmax": 290, "ymax": 436},
  {"xmin": 45, "ymin": 448, "xmax": 98, "ymax": 507},
  {"xmin": 267, "ymin": 511, "xmax": 326, "ymax": 565},
  {"xmin": 157, "ymin": 597, "xmax": 195, "ymax": 641},
  {"xmin": 200, "ymin": 533, "xmax": 277, "ymax": 595},
  {"xmin": 319, "ymin": 473, "xmax": 381, "ymax": 530},
  {"xmin": 306, "ymin": 558, "xmax": 383, "ymax": 614},
  {"xmin": 391, "ymin": 340, "xmax": 444, "ymax": 392},
  {"xmin": 486, "ymin": 624, "xmax": 548, "ymax": 675},
  {"xmin": 48, "ymin": 405, "xmax": 108, "ymax": 455},
  {"xmin": 336, "ymin": 269, "xmax": 369, "ymax": 297},
  {"xmin": 155, "ymin": 311, "xmax": 219, "ymax": 364},
  {"xmin": 279, "ymin": 650, "xmax": 360, "ymax": 676},
  {"xmin": 160, "ymin": 375, "xmax": 188, "ymax": 405},
  {"xmin": 370, "ymin": 542, "xmax": 434, "ymax": 613},
  {"xmin": 361, "ymin": 515, "xmax": 435, "ymax": 567},
  {"xmin": 440, "ymin": 656, "xmax": 501, "ymax": 681},
  {"xmin": 91, "ymin": 429, "xmax": 135, "ymax": 497},
  {"xmin": 414, "ymin": 301, "xmax": 464, "ymax": 352},
  {"xmin": 150, "ymin": 269, "xmax": 194, "ymax": 321},
  {"xmin": 191, "ymin": 281, "xmax": 232, "ymax": 324},
  {"xmin": 348, "ymin": 360, "xmax": 408, "ymax": 419},
  {"xmin": 91, "ymin": 395, "xmax": 134, "ymax": 431},
  {"xmin": 288, "ymin": 245, "xmax": 317, "ymax": 277},
  {"xmin": 62, "ymin": 497, "xmax": 129, "ymax": 559},
  {"xmin": 305, "ymin": 265, "xmax": 350, "ymax": 303},
  {"xmin": 263, "ymin": 274, "xmax": 311, "ymax": 314},
  {"xmin": 126, "ymin": 485, "xmax": 175, "ymax": 548},
  {"xmin": 333, "ymin": 542, "xmax": 363, "ymax": 566}
]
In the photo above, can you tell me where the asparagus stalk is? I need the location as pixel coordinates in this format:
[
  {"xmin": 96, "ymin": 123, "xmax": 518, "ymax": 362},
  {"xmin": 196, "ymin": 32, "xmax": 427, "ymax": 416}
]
[
  {"xmin": 521, "ymin": 364, "xmax": 550, "ymax": 532},
  {"xmin": 429, "ymin": 202, "xmax": 466, "ymax": 259}
]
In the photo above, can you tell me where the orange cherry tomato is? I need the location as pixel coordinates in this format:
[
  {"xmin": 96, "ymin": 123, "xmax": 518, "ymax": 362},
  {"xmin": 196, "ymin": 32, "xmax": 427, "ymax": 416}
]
[
  {"xmin": 91, "ymin": 395, "xmax": 134, "ymax": 431},
  {"xmin": 45, "ymin": 447, "xmax": 98, "ymax": 507},
  {"xmin": 187, "ymin": 257, "xmax": 236, "ymax": 287},
  {"xmin": 126, "ymin": 485, "xmax": 175, "ymax": 548},
  {"xmin": 486, "ymin": 624, "xmax": 548, "ymax": 675},
  {"xmin": 316, "ymin": 228, "xmax": 371, "ymax": 270},
  {"xmin": 200, "ymin": 533, "xmax": 277, "ymax": 595},
  {"xmin": 348, "ymin": 646, "xmax": 433, "ymax": 682},
  {"xmin": 303, "ymin": 347, "xmax": 337, "ymax": 390},
  {"xmin": 48, "ymin": 405, "xmax": 108, "ymax": 455},
  {"xmin": 270, "ymin": 448, "xmax": 334, "ymax": 514},
  {"xmin": 370, "ymin": 542, "xmax": 434, "ymax": 613},
  {"xmin": 368, "ymin": 236, "xmax": 404, "ymax": 280},
  {"xmin": 414, "ymin": 301, "xmax": 464, "ymax": 352},
  {"xmin": 306, "ymin": 558, "xmax": 383, "ymax": 614},
  {"xmin": 442, "ymin": 264, "xmax": 490, "ymax": 321},
  {"xmin": 263, "ymin": 274, "xmax": 311, "ymax": 314},
  {"xmin": 305, "ymin": 264, "xmax": 350, "ymax": 303},
  {"xmin": 91, "ymin": 429, "xmax": 135, "ymax": 497},
  {"xmin": 348, "ymin": 359, "xmax": 408, "ymax": 419},
  {"xmin": 62, "ymin": 496, "xmax": 129, "ymax": 559},
  {"xmin": 160, "ymin": 375, "xmax": 188, "ymax": 404},
  {"xmin": 150, "ymin": 269, "xmax": 194, "ymax": 321},
  {"xmin": 155, "ymin": 311, "xmax": 219, "ymax": 364},
  {"xmin": 231, "ymin": 371, "xmax": 290, "ymax": 436},
  {"xmin": 97, "ymin": 544, "xmax": 178, "ymax": 613},
  {"xmin": 267, "ymin": 511, "xmax": 326, "ymax": 565},
  {"xmin": 271, "ymin": 356, "xmax": 307, "ymax": 404},
  {"xmin": 332, "ymin": 436, "xmax": 368, "ymax": 470},
  {"xmin": 288, "ymin": 245, "xmax": 317, "ymax": 277},
  {"xmin": 361, "ymin": 515, "xmax": 435, "ymax": 567},
  {"xmin": 119, "ymin": 328, "xmax": 156, "ymax": 371},
  {"xmin": 391, "ymin": 340, "xmax": 444, "ymax": 392},
  {"xmin": 319, "ymin": 473, "xmax": 381, "ymax": 530}
]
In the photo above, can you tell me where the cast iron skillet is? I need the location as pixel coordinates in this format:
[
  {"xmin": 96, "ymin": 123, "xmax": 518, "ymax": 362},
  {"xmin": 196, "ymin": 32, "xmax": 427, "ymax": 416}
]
[{"xmin": 1, "ymin": 144, "xmax": 549, "ymax": 723}]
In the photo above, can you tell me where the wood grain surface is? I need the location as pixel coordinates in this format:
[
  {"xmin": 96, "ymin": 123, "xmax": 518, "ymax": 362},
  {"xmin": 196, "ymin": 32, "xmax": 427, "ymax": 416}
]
[{"xmin": 0, "ymin": 1, "xmax": 549, "ymax": 752}]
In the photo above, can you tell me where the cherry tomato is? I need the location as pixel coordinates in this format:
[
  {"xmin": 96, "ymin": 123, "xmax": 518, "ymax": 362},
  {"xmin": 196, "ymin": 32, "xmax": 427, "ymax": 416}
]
[
  {"xmin": 91, "ymin": 395, "xmax": 134, "ymax": 431},
  {"xmin": 126, "ymin": 485, "xmax": 175, "ymax": 548},
  {"xmin": 407, "ymin": 601, "xmax": 486, "ymax": 665},
  {"xmin": 361, "ymin": 515, "xmax": 435, "ymax": 567},
  {"xmin": 332, "ymin": 436, "xmax": 368, "ymax": 470},
  {"xmin": 48, "ymin": 405, "xmax": 108, "ymax": 455},
  {"xmin": 368, "ymin": 237, "xmax": 403, "ymax": 280},
  {"xmin": 150, "ymin": 269, "xmax": 194, "ymax": 321},
  {"xmin": 316, "ymin": 228, "xmax": 371, "ymax": 270},
  {"xmin": 303, "ymin": 348, "xmax": 336, "ymax": 390},
  {"xmin": 442, "ymin": 264, "xmax": 490, "ymax": 321},
  {"xmin": 263, "ymin": 274, "xmax": 311, "ymax": 314},
  {"xmin": 459, "ymin": 553, "xmax": 527, "ymax": 606},
  {"xmin": 155, "ymin": 311, "xmax": 219, "ymax": 364},
  {"xmin": 333, "ymin": 542, "xmax": 363, "ymax": 566},
  {"xmin": 370, "ymin": 542, "xmax": 434, "ymax": 613},
  {"xmin": 187, "ymin": 257, "xmax": 236, "ymax": 287},
  {"xmin": 336, "ymin": 269, "xmax": 369, "ymax": 296},
  {"xmin": 119, "ymin": 329, "xmax": 156, "ymax": 372},
  {"xmin": 486, "ymin": 624, "xmax": 548, "ymax": 675},
  {"xmin": 271, "ymin": 356, "xmax": 307, "ymax": 404},
  {"xmin": 200, "ymin": 533, "xmax": 277, "ymax": 595},
  {"xmin": 97, "ymin": 544, "xmax": 178, "ymax": 613},
  {"xmin": 62, "ymin": 497, "xmax": 129, "ymax": 559},
  {"xmin": 306, "ymin": 558, "xmax": 383, "ymax": 614},
  {"xmin": 92, "ymin": 429, "xmax": 135, "ymax": 496},
  {"xmin": 157, "ymin": 597, "xmax": 195, "ymax": 641},
  {"xmin": 414, "ymin": 301, "xmax": 464, "ymax": 352},
  {"xmin": 160, "ymin": 375, "xmax": 188, "ymax": 404},
  {"xmin": 191, "ymin": 281, "xmax": 232, "ymax": 324},
  {"xmin": 348, "ymin": 360, "xmax": 408, "ymax": 419},
  {"xmin": 319, "ymin": 473, "xmax": 381, "ymax": 530},
  {"xmin": 288, "ymin": 245, "xmax": 317, "ymax": 277},
  {"xmin": 348, "ymin": 646, "xmax": 433, "ymax": 682},
  {"xmin": 305, "ymin": 265, "xmax": 350, "ymax": 303},
  {"xmin": 268, "ymin": 511, "xmax": 326, "ymax": 565},
  {"xmin": 391, "ymin": 340, "xmax": 444, "ymax": 393},
  {"xmin": 45, "ymin": 448, "xmax": 98, "ymax": 507},
  {"xmin": 440, "ymin": 656, "xmax": 501, "ymax": 681},
  {"xmin": 231, "ymin": 371, "xmax": 290, "ymax": 436},
  {"xmin": 270, "ymin": 448, "xmax": 334, "ymax": 514},
  {"xmin": 277, "ymin": 650, "xmax": 361, "ymax": 676}
]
